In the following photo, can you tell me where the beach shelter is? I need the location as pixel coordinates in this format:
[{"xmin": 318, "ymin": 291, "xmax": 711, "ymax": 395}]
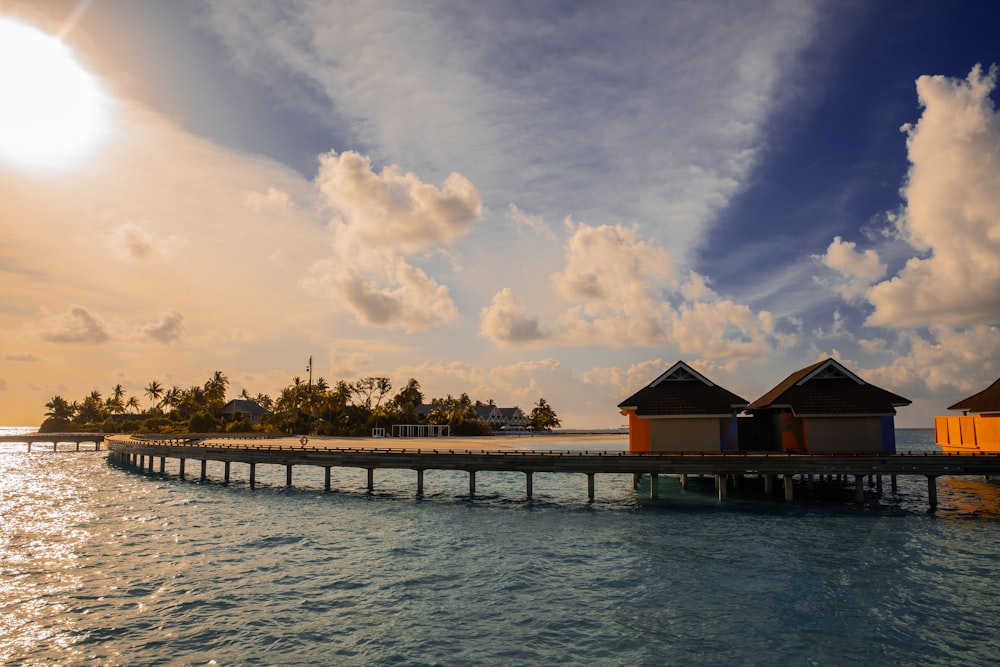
[
  {"xmin": 617, "ymin": 361, "xmax": 749, "ymax": 452},
  {"xmin": 744, "ymin": 358, "xmax": 910, "ymax": 453}
]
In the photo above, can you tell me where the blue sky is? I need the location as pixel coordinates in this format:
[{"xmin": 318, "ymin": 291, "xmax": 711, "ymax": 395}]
[{"xmin": 1, "ymin": 0, "xmax": 999, "ymax": 427}]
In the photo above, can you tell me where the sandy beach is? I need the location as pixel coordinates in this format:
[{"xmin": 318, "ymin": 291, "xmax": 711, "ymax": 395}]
[{"xmin": 200, "ymin": 432, "xmax": 626, "ymax": 452}]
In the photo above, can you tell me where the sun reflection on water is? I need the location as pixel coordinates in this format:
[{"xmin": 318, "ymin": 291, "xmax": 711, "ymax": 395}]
[{"xmin": 0, "ymin": 454, "xmax": 94, "ymax": 661}]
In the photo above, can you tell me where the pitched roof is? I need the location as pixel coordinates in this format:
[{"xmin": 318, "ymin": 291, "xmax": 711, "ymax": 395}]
[
  {"xmin": 948, "ymin": 377, "xmax": 1000, "ymax": 413},
  {"xmin": 748, "ymin": 358, "xmax": 910, "ymax": 416},
  {"xmin": 617, "ymin": 361, "xmax": 749, "ymax": 416}
]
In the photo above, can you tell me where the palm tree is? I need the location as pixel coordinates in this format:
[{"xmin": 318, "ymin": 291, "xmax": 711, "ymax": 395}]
[
  {"xmin": 145, "ymin": 380, "xmax": 164, "ymax": 414},
  {"xmin": 44, "ymin": 395, "xmax": 75, "ymax": 422},
  {"xmin": 125, "ymin": 396, "xmax": 141, "ymax": 414}
]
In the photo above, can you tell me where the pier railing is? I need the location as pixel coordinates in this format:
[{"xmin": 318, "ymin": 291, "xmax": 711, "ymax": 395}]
[{"xmin": 105, "ymin": 435, "xmax": 1000, "ymax": 507}]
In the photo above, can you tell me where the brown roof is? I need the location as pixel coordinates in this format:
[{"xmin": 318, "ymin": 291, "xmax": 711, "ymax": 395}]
[
  {"xmin": 948, "ymin": 378, "xmax": 1000, "ymax": 413},
  {"xmin": 748, "ymin": 358, "xmax": 910, "ymax": 416},
  {"xmin": 617, "ymin": 361, "xmax": 749, "ymax": 416}
]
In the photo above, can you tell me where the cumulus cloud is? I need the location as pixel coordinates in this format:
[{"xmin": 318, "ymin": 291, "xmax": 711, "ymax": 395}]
[
  {"xmin": 245, "ymin": 186, "xmax": 292, "ymax": 212},
  {"xmin": 109, "ymin": 222, "xmax": 183, "ymax": 261},
  {"xmin": 507, "ymin": 204, "xmax": 556, "ymax": 241},
  {"xmin": 5, "ymin": 352, "xmax": 40, "ymax": 362},
  {"xmin": 865, "ymin": 65, "xmax": 1000, "ymax": 327},
  {"xmin": 307, "ymin": 151, "xmax": 482, "ymax": 331},
  {"xmin": 479, "ymin": 219, "xmax": 794, "ymax": 360},
  {"xmin": 817, "ymin": 236, "xmax": 887, "ymax": 301},
  {"xmin": 864, "ymin": 325, "xmax": 1000, "ymax": 398},
  {"xmin": 141, "ymin": 310, "xmax": 185, "ymax": 343},
  {"xmin": 479, "ymin": 288, "xmax": 548, "ymax": 346},
  {"xmin": 39, "ymin": 306, "xmax": 110, "ymax": 344},
  {"xmin": 316, "ymin": 151, "xmax": 481, "ymax": 254},
  {"xmin": 306, "ymin": 257, "xmax": 458, "ymax": 332}
]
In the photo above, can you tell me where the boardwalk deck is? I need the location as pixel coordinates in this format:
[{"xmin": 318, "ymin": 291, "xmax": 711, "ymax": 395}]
[{"xmin": 105, "ymin": 435, "xmax": 1000, "ymax": 507}]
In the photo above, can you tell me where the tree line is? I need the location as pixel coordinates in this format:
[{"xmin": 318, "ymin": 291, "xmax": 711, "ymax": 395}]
[{"xmin": 39, "ymin": 371, "xmax": 561, "ymax": 436}]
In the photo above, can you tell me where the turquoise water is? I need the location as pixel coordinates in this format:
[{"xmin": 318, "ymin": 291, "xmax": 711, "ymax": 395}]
[{"xmin": 2, "ymin": 428, "xmax": 999, "ymax": 665}]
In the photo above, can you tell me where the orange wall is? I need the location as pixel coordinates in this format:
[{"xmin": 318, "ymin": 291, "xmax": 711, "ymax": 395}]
[
  {"xmin": 936, "ymin": 414, "xmax": 1000, "ymax": 451},
  {"xmin": 625, "ymin": 410, "xmax": 650, "ymax": 452}
]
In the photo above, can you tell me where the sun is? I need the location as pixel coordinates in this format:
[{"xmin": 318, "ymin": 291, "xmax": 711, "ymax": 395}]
[{"xmin": 0, "ymin": 17, "xmax": 106, "ymax": 169}]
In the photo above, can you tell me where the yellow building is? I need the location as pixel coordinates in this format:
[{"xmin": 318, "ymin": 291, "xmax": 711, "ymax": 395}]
[{"xmin": 935, "ymin": 378, "xmax": 1000, "ymax": 454}]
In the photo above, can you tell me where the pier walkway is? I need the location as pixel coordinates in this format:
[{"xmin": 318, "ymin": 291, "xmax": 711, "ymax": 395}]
[
  {"xmin": 106, "ymin": 435, "xmax": 1000, "ymax": 507},
  {"xmin": 0, "ymin": 433, "xmax": 104, "ymax": 452}
]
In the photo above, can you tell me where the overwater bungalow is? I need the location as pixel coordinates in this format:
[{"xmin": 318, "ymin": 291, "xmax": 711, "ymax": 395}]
[
  {"xmin": 617, "ymin": 361, "xmax": 749, "ymax": 452},
  {"xmin": 742, "ymin": 358, "xmax": 910, "ymax": 453},
  {"xmin": 935, "ymin": 377, "xmax": 1000, "ymax": 454}
]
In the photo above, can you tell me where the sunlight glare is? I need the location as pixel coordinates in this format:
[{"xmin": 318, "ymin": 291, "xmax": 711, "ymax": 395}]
[{"xmin": 0, "ymin": 17, "xmax": 106, "ymax": 169}]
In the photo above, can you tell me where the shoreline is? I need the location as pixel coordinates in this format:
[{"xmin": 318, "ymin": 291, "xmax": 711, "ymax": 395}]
[{"xmin": 200, "ymin": 431, "xmax": 628, "ymax": 452}]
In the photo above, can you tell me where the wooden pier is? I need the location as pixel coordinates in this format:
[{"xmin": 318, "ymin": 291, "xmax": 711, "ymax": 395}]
[
  {"xmin": 105, "ymin": 435, "xmax": 1000, "ymax": 508},
  {"xmin": 0, "ymin": 433, "xmax": 104, "ymax": 452}
]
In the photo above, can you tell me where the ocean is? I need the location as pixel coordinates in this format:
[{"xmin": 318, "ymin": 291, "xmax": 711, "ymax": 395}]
[{"xmin": 2, "ymin": 427, "xmax": 999, "ymax": 666}]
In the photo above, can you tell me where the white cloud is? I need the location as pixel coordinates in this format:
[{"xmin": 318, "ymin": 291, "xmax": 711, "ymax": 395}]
[
  {"xmin": 307, "ymin": 150, "xmax": 482, "ymax": 331},
  {"xmin": 507, "ymin": 204, "xmax": 556, "ymax": 241},
  {"xmin": 316, "ymin": 150, "xmax": 482, "ymax": 254},
  {"xmin": 817, "ymin": 235, "xmax": 886, "ymax": 301},
  {"xmin": 141, "ymin": 310, "xmax": 185, "ymax": 343},
  {"xmin": 38, "ymin": 306, "xmax": 110, "ymax": 344},
  {"xmin": 109, "ymin": 222, "xmax": 184, "ymax": 261},
  {"xmin": 245, "ymin": 186, "xmax": 292, "ymax": 212},
  {"xmin": 863, "ymin": 325, "xmax": 1000, "ymax": 399},
  {"xmin": 479, "ymin": 288, "xmax": 548, "ymax": 346},
  {"xmin": 866, "ymin": 65, "xmax": 1000, "ymax": 327}
]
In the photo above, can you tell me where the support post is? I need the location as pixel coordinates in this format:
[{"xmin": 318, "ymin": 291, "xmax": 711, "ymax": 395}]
[
  {"xmin": 526, "ymin": 471, "xmax": 533, "ymax": 499},
  {"xmin": 249, "ymin": 463, "xmax": 256, "ymax": 489},
  {"xmin": 148, "ymin": 456, "xmax": 154, "ymax": 474},
  {"xmin": 159, "ymin": 457, "xmax": 166, "ymax": 474},
  {"xmin": 632, "ymin": 472, "xmax": 641, "ymax": 490},
  {"xmin": 716, "ymin": 474, "xmax": 727, "ymax": 501},
  {"xmin": 764, "ymin": 474, "xmax": 774, "ymax": 496},
  {"xmin": 367, "ymin": 468, "xmax": 374, "ymax": 492},
  {"xmin": 876, "ymin": 475, "xmax": 883, "ymax": 497},
  {"xmin": 679, "ymin": 474, "xmax": 687, "ymax": 490},
  {"xmin": 286, "ymin": 465, "xmax": 293, "ymax": 487},
  {"xmin": 927, "ymin": 475, "xmax": 938, "ymax": 509},
  {"xmin": 587, "ymin": 473, "xmax": 595, "ymax": 501},
  {"xmin": 784, "ymin": 474, "xmax": 794, "ymax": 502},
  {"xmin": 469, "ymin": 470, "xmax": 476, "ymax": 497},
  {"xmin": 855, "ymin": 475, "xmax": 865, "ymax": 504},
  {"xmin": 179, "ymin": 458, "xmax": 186, "ymax": 480},
  {"xmin": 224, "ymin": 461, "xmax": 231, "ymax": 485},
  {"xmin": 650, "ymin": 473, "xmax": 659, "ymax": 499},
  {"xmin": 324, "ymin": 466, "xmax": 331, "ymax": 491},
  {"xmin": 416, "ymin": 469, "xmax": 424, "ymax": 496},
  {"xmin": 201, "ymin": 460, "xmax": 208, "ymax": 482},
  {"xmin": 891, "ymin": 475, "xmax": 898, "ymax": 494}
]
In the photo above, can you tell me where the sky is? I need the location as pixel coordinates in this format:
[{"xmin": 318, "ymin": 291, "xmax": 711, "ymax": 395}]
[{"xmin": 1, "ymin": 0, "xmax": 999, "ymax": 429}]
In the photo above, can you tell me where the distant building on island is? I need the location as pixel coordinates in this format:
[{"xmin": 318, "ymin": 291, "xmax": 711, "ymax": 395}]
[
  {"xmin": 617, "ymin": 361, "xmax": 748, "ymax": 452},
  {"xmin": 618, "ymin": 358, "xmax": 911, "ymax": 454},
  {"xmin": 935, "ymin": 377, "xmax": 1000, "ymax": 454},
  {"xmin": 414, "ymin": 403, "xmax": 529, "ymax": 430},
  {"xmin": 220, "ymin": 399, "xmax": 268, "ymax": 425}
]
